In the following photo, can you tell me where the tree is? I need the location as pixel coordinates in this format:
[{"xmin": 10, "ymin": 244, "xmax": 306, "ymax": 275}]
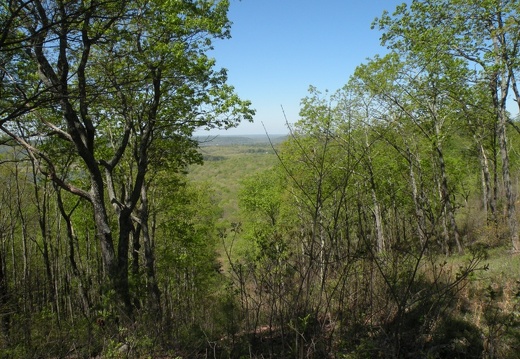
[
  {"xmin": 0, "ymin": 0, "xmax": 254, "ymax": 313},
  {"xmin": 374, "ymin": 0, "xmax": 520, "ymax": 250},
  {"xmin": 226, "ymin": 83, "xmax": 489, "ymax": 357},
  {"xmin": 352, "ymin": 53, "xmax": 466, "ymax": 253}
]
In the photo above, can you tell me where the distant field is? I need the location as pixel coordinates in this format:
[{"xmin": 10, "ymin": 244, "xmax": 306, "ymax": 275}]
[
  {"xmin": 189, "ymin": 135, "xmax": 284, "ymax": 223},
  {"xmin": 193, "ymin": 133, "xmax": 287, "ymax": 147}
]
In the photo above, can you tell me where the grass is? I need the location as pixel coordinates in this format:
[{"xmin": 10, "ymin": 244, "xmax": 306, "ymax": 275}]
[{"xmin": 481, "ymin": 247, "xmax": 520, "ymax": 275}]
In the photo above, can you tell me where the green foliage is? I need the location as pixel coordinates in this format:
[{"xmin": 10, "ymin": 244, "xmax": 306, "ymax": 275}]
[
  {"xmin": 1, "ymin": 0, "xmax": 254, "ymax": 355},
  {"xmin": 4, "ymin": 1, "xmax": 520, "ymax": 357},
  {"xmin": 155, "ymin": 178, "xmax": 221, "ymax": 282},
  {"xmin": 188, "ymin": 143, "xmax": 279, "ymax": 223}
]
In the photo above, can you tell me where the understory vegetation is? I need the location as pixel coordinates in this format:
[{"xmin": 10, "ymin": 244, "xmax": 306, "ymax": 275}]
[{"xmin": 2, "ymin": 0, "xmax": 520, "ymax": 358}]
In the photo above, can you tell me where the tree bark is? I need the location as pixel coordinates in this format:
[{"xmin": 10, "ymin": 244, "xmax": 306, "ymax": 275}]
[
  {"xmin": 117, "ymin": 211, "xmax": 133, "ymax": 314},
  {"xmin": 497, "ymin": 108, "xmax": 519, "ymax": 250},
  {"xmin": 0, "ymin": 246, "xmax": 9, "ymax": 336},
  {"xmin": 366, "ymin": 145, "xmax": 385, "ymax": 253},
  {"xmin": 490, "ymin": 14, "xmax": 519, "ymax": 251},
  {"xmin": 408, "ymin": 149, "xmax": 427, "ymax": 247},
  {"xmin": 89, "ymin": 178, "xmax": 119, "ymax": 293},
  {"xmin": 139, "ymin": 185, "xmax": 161, "ymax": 310},
  {"xmin": 489, "ymin": 70, "xmax": 519, "ymax": 250},
  {"xmin": 477, "ymin": 141, "xmax": 496, "ymax": 224},
  {"xmin": 436, "ymin": 144, "xmax": 462, "ymax": 254}
]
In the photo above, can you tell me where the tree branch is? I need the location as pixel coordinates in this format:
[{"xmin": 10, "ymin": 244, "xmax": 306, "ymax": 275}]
[{"xmin": 0, "ymin": 124, "xmax": 91, "ymax": 201}]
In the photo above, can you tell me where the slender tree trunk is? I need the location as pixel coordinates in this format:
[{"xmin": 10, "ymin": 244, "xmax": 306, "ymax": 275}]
[
  {"xmin": 117, "ymin": 211, "xmax": 133, "ymax": 315},
  {"xmin": 0, "ymin": 180, "xmax": 10, "ymax": 336},
  {"xmin": 436, "ymin": 144, "xmax": 462, "ymax": 254},
  {"xmin": 0, "ymin": 247, "xmax": 9, "ymax": 336},
  {"xmin": 364, "ymin": 130, "xmax": 385, "ymax": 253},
  {"xmin": 14, "ymin": 164, "xmax": 29, "ymax": 283},
  {"xmin": 478, "ymin": 141, "xmax": 496, "ymax": 224},
  {"xmin": 497, "ymin": 112, "xmax": 519, "ymax": 250},
  {"xmin": 364, "ymin": 168, "xmax": 384, "ymax": 253},
  {"xmin": 481, "ymin": 166, "xmax": 488, "ymax": 216},
  {"xmin": 55, "ymin": 186, "xmax": 92, "ymax": 316},
  {"xmin": 408, "ymin": 150, "xmax": 427, "ymax": 247},
  {"xmin": 438, "ymin": 179, "xmax": 450, "ymax": 256},
  {"xmin": 139, "ymin": 185, "xmax": 161, "ymax": 310},
  {"xmin": 491, "ymin": 119, "xmax": 501, "ymax": 241},
  {"xmin": 31, "ymin": 160, "xmax": 55, "ymax": 305}
]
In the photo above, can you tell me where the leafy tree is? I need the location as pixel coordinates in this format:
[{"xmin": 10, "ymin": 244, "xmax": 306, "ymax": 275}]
[
  {"xmin": 0, "ymin": 0, "xmax": 253, "ymax": 313},
  {"xmin": 374, "ymin": 0, "xmax": 520, "ymax": 250},
  {"xmin": 148, "ymin": 174, "xmax": 226, "ymax": 347},
  {"xmin": 226, "ymin": 84, "xmax": 491, "ymax": 357},
  {"xmin": 353, "ymin": 53, "xmax": 467, "ymax": 253}
]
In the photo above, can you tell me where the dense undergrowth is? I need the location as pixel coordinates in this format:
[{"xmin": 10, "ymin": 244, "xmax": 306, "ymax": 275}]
[
  {"xmin": 2, "ymin": 243, "xmax": 519, "ymax": 358},
  {"xmin": 1, "ymin": 141, "xmax": 520, "ymax": 358}
]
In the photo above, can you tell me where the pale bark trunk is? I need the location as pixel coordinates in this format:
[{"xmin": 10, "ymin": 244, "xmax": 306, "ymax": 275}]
[
  {"xmin": 497, "ymin": 107, "xmax": 519, "ymax": 250},
  {"xmin": 490, "ymin": 18, "xmax": 519, "ymax": 251},
  {"xmin": 368, "ymin": 162, "xmax": 385, "ymax": 253},
  {"xmin": 408, "ymin": 150, "xmax": 427, "ymax": 247},
  {"xmin": 140, "ymin": 185, "xmax": 161, "ymax": 308},
  {"xmin": 478, "ymin": 141, "xmax": 496, "ymax": 223},
  {"xmin": 436, "ymin": 145, "xmax": 462, "ymax": 254},
  {"xmin": 364, "ymin": 128, "xmax": 385, "ymax": 252}
]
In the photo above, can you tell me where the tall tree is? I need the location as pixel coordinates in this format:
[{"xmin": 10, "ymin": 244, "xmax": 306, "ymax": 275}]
[
  {"xmin": 353, "ymin": 53, "xmax": 464, "ymax": 253},
  {"xmin": 374, "ymin": 0, "xmax": 520, "ymax": 250},
  {"xmin": 0, "ymin": 0, "xmax": 253, "ymax": 312}
]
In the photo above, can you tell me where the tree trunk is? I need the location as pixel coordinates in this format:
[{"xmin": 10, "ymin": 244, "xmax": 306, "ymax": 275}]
[
  {"xmin": 365, "ymin": 130, "xmax": 385, "ymax": 253},
  {"xmin": 368, "ymin": 160, "xmax": 385, "ymax": 253},
  {"xmin": 497, "ymin": 108, "xmax": 519, "ymax": 250},
  {"xmin": 0, "ymin": 248, "xmax": 10, "ymax": 336},
  {"xmin": 31, "ymin": 161, "xmax": 55, "ymax": 305},
  {"xmin": 478, "ymin": 141, "xmax": 496, "ymax": 224},
  {"xmin": 89, "ymin": 180, "xmax": 119, "ymax": 296},
  {"xmin": 408, "ymin": 150, "xmax": 427, "ymax": 247},
  {"xmin": 490, "ymin": 24, "xmax": 519, "ymax": 251},
  {"xmin": 55, "ymin": 186, "xmax": 92, "ymax": 316},
  {"xmin": 117, "ymin": 211, "xmax": 133, "ymax": 315},
  {"xmin": 436, "ymin": 144, "xmax": 462, "ymax": 254},
  {"xmin": 140, "ymin": 185, "xmax": 161, "ymax": 310}
]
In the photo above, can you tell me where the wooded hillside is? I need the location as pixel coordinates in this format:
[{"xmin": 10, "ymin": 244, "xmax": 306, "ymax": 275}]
[{"xmin": 2, "ymin": 0, "xmax": 520, "ymax": 358}]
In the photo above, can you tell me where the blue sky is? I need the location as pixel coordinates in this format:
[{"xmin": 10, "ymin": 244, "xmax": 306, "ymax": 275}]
[{"xmin": 199, "ymin": 0, "xmax": 406, "ymax": 135}]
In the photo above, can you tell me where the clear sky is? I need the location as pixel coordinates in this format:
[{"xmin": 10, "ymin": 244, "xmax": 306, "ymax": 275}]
[{"xmin": 198, "ymin": 0, "xmax": 406, "ymax": 136}]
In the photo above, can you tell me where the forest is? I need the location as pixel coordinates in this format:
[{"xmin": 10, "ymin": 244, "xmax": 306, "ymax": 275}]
[{"xmin": 1, "ymin": 0, "xmax": 520, "ymax": 358}]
